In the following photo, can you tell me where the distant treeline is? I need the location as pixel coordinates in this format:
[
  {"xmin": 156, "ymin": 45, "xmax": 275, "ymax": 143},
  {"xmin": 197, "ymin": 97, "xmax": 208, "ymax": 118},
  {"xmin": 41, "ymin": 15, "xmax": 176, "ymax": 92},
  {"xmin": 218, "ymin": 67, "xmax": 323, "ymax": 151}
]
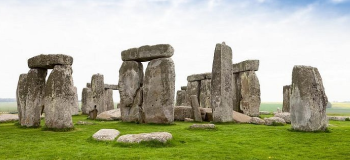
[{"xmin": 0, "ymin": 98, "xmax": 16, "ymax": 102}]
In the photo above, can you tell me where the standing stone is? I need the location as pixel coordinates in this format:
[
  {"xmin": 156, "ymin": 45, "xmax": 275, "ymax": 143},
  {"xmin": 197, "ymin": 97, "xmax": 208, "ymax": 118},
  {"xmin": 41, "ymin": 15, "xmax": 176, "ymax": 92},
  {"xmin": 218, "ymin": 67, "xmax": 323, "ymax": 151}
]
[
  {"xmin": 199, "ymin": 79, "xmax": 211, "ymax": 108},
  {"xmin": 239, "ymin": 71, "xmax": 261, "ymax": 117},
  {"xmin": 91, "ymin": 74, "xmax": 106, "ymax": 114},
  {"xmin": 16, "ymin": 74, "xmax": 27, "ymax": 125},
  {"xmin": 190, "ymin": 95, "xmax": 202, "ymax": 122},
  {"xmin": 143, "ymin": 58, "xmax": 175, "ymax": 124},
  {"xmin": 105, "ymin": 89, "xmax": 114, "ymax": 111},
  {"xmin": 282, "ymin": 85, "xmax": 291, "ymax": 112},
  {"xmin": 81, "ymin": 88, "xmax": 93, "ymax": 115},
  {"xmin": 23, "ymin": 68, "xmax": 47, "ymax": 127},
  {"xmin": 118, "ymin": 61, "xmax": 143, "ymax": 122},
  {"xmin": 290, "ymin": 65, "xmax": 328, "ymax": 132},
  {"xmin": 186, "ymin": 81, "xmax": 200, "ymax": 107},
  {"xmin": 71, "ymin": 86, "xmax": 79, "ymax": 115},
  {"xmin": 44, "ymin": 65, "xmax": 74, "ymax": 129},
  {"xmin": 211, "ymin": 42, "xmax": 233, "ymax": 122},
  {"xmin": 176, "ymin": 90, "xmax": 186, "ymax": 106},
  {"xmin": 232, "ymin": 73, "xmax": 241, "ymax": 112}
]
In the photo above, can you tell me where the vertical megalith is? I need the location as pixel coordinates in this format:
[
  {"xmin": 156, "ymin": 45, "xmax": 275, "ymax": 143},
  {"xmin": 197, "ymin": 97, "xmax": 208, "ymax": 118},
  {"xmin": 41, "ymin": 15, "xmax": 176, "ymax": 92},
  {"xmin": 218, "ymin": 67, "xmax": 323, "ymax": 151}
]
[
  {"xmin": 105, "ymin": 88, "xmax": 114, "ymax": 111},
  {"xmin": 232, "ymin": 73, "xmax": 241, "ymax": 112},
  {"xmin": 143, "ymin": 58, "xmax": 175, "ymax": 124},
  {"xmin": 71, "ymin": 86, "xmax": 79, "ymax": 115},
  {"xmin": 16, "ymin": 74, "xmax": 28, "ymax": 125},
  {"xmin": 211, "ymin": 42, "xmax": 233, "ymax": 122},
  {"xmin": 199, "ymin": 79, "xmax": 211, "ymax": 108},
  {"xmin": 186, "ymin": 81, "xmax": 200, "ymax": 106},
  {"xmin": 290, "ymin": 65, "xmax": 328, "ymax": 132},
  {"xmin": 239, "ymin": 71, "xmax": 261, "ymax": 117},
  {"xmin": 176, "ymin": 90, "xmax": 186, "ymax": 106},
  {"xmin": 91, "ymin": 74, "xmax": 106, "ymax": 114},
  {"xmin": 118, "ymin": 61, "xmax": 143, "ymax": 122},
  {"xmin": 81, "ymin": 88, "xmax": 93, "ymax": 115},
  {"xmin": 24, "ymin": 68, "xmax": 47, "ymax": 127},
  {"xmin": 190, "ymin": 95, "xmax": 202, "ymax": 122},
  {"xmin": 44, "ymin": 65, "xmax": 74, "ymax": 129},
  {"xmin": 283, "ymin": 85, "xmax": 291, "ymax": 112}
]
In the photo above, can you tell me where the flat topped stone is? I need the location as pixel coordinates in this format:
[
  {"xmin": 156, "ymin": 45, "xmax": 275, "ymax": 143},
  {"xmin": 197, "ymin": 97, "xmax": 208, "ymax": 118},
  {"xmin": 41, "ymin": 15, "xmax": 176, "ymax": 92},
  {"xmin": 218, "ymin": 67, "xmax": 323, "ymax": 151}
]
[
  {"xmin": 92, "ymin": 129, "xmax": 120, "ymax": 141},
  {"xmin": 104, "ymin": 84, "xmax": 119, "ymax": 90},
  {"xmin": 121, "ymin": 44, "xmax": 174, "ymax": 62},
  {"xmin": 28, "ymin": 54, "xmax": 73, "ymax": 69},
  {"xmin": 232, "ymin": 60, "xmax": 259, "ymax": 73},
  {"xmin": 264, "ymin": 117, "xmax": 286, "ymax": 126},
  {"xmin": 96, "ymin": 109, "xmax": 121, "ymax": 121},
  {"xmin": 187, "ymin": 73, "xmax": 211, "ymax": 82},
  {"xmin": 190, "ymin": 124, "xmax": 216, "ymax": 129},
  {"xmin": 117, "ymin": 132, "xmax": 172, "ymax": 143}
]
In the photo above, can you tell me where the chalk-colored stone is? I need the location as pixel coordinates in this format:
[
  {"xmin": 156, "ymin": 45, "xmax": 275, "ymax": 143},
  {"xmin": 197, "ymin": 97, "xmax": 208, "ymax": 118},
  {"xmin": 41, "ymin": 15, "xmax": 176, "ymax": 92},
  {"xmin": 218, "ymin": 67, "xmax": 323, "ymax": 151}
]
[
  {"xmin": 92, "ymin": 129, "xmax": 120, "ymax": 141},
  {"xmin": 117, "ymin": 132, "xmax": 172, "ymax": 143}
]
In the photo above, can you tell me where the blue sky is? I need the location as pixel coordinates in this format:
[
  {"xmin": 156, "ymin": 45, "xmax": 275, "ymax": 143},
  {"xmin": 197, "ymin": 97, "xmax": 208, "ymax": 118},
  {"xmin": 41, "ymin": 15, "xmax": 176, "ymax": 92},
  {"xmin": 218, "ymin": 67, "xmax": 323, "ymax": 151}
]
[{"xmin": 0, "ymin": 0, "xmax": 349, "ymax": 102}]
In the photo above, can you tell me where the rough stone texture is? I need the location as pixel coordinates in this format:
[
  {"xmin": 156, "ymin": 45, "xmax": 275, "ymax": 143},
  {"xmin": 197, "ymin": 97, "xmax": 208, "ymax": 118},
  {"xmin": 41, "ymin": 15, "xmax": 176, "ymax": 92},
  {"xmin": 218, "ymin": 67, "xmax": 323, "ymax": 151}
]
[
  {"xmin": 91, "ymin": 74, "xmax": 106, "ymax": 115},
  {"xmin": 259, "ymin": 111, "xmax": 271, "ymax": 115},
  {"xmin": 232, "ymin": 111, "xmax": 252, "ymax": 123},
  {"xmin": 264, "ymin": 117, "xmax": 286, "ymax": 126},
  {"xmin": 200, "ymin": 79, "xmax": 211, "ymax": 108},
  {"xmin": 274, "ymin": 112, "xmax": 291, "ymax": 123},
  {"xmin": 290, "ymin": 65, "xmax": 328, "ymax": 132},
  {"xmin": 186, "ymin": 81, "xmax": 200, "ymax": 107},
  {"xmin": 104, "ymin": 84, "xmax": 119, "ymax": 90},
  {"xmin": 105, "ymin": 89, "xmax": 114, "ymax": 111},
  {"xmin": 232, "ymin": 60, "xmax": 259, "ymax": 74},
  {"xmin": 23, "ymin": 68, "xmax": 47, "ymax": 127},
  {"xmin": 89, "ymin": 109, "xmax": 98, "ymax": 120},
  {"xmin": 44, "ymin": 65, "xmax": 74, "ymax": 129},
  {"xmin": 283, "ymin": 85, "xmax": 291, "ymax": 112},
  {"xmin": 239, "ymin": 71, "xmax": 261, "ymax": 117},
  {"xmin": 250, "ymin": 117, "xmax": 265, "ymax": 125},
  {"xmin": 174, "ymin": 106, "xmax": 193, "ymax": 121},
  {"xmin": 211, "ymin": 42, "xmax": 233, "ymax": 122},
  {"xmin": 81, "ymin": 88, "xmax": 93, "ymax": 115},
  {"xmin": 71, "ymin": 86, "xmax": 79, "ymax": 115},
  {"xmin": 96, "ymin": 109, "xmax": 121, "ymax": 121},
  {"xmin": 143, "ymin": 58, "xmax": 175, "ymax": 124},
  {"xmin": 118, "ymin": 61, "xmax": 143, "ymax": 123},
  {"xmin": 190, "ymin": 95, "xmax": 202, "ymax": 122},
  {"xmin": 28, "ymin": 54, "xmax": 73, "ymax": 69},
  {"xmin": 86, "ymin": 83, "xmax": 91, "ymax": 88},
  {"xmin": 181, "ymin": 86, "xmax": 187, "ymax": 90},
  {"xmin": 184, "ymin": 118, "xmax": 194, "ymax": 122},
  {"xmin": 16, "ymin": 74, "xmax": 27, "ymax": 125},
  {"xmin": 92, "ymin": 129, "xmax": 120, "ymax": 141},
  {"xmin": 232, "ymin": 73, "xmax": 241, "ymax": 112},
  {"xmin": 190, "ymin": 124, "xmax": 215, "ymax": 129},
  {"xmin": 187, "ymin": 73, "xmax": 211, "ymax": 82},
  {"xmin": 200, "ymin": 108, "xmax": 213, "ymax": 121},
  {"xmin": 121, "ymin": 44, "xmax": 174, "ymax": 62},
  {"xmin": 176, "ymin": 90, "xmax": 186, "ymax": 106},
  {"xmin": 328, "ymin": 116, "xmax": 350, "ymax": 121},
  {"xmin": 0, "ymin": 114, "xmax": 19, "ymax": 123},
  {"xmin": 205, "ymin": 73, "xmax": 212, "ymax": 79},
  {"xmin": 117, "ymin": 132, "xmax": 172, "ymax": 143}
]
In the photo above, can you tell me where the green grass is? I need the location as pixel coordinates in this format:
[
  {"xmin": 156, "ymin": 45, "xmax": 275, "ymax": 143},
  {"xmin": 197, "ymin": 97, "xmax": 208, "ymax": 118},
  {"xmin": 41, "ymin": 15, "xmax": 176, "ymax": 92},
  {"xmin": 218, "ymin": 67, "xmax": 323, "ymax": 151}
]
[{"xmin": 0, "ymin": 115, "xmax": 350, "ymax": 159}]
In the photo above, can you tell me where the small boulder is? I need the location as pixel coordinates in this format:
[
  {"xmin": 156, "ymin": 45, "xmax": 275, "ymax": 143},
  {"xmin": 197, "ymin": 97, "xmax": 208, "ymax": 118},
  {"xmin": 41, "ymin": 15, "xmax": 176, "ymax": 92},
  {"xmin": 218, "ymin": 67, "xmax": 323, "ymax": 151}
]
[
  {"xmin": 250, "ymin": 117, "xmax": 265, "ymax": 125},
  {"xmin": 232, "ymin": 111, "xmax": 252, "ymax": 123},
  {"xmin": 0, "ymin": 114, "xmax": 19, "ymax": 123},
  {"xmin": 328, "ymin": 116, "xmax": 350, "ymax": 121},
  {"xmin": 96, "ymin": 109, "xmax": 121, "ymax": 121},
  {"xmin": 184, "ymin": 118, "xmax": 194, "ymax": 122},
  {"xmin": 92, "ymin": 129, "xmax": 120, "ymax": 141},
  {"xmin": 264, "ymin": 117, "xmax": 286, "ymax": 126},
  {"xmin": 117, "ymin": 132, "xmax": 172, "ymax": 143},
  {"xmin": 274, "ymin": 112, "xmax": 291, "ymax": 123},
  {"xmin": 190, "ymin": 124, "xmax": 216, "ymax": 129}
]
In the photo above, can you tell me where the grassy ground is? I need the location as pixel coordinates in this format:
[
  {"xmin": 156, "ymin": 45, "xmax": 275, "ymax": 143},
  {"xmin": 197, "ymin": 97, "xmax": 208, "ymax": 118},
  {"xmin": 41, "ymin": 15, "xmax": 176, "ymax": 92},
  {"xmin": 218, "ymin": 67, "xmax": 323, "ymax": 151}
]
[{"xmin": 0, "ymin": 115, "xmax": 349, "ymax": 159}]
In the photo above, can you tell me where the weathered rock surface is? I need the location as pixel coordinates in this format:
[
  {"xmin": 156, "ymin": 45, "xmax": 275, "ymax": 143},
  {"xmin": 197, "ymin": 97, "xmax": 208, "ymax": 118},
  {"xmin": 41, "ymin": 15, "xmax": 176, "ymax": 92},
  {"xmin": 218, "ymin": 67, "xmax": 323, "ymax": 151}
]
[
  {"xmin": 104, "ymin": 84, "xmax": 119, "ymax": 90},
  {"xmin": 232, "ymin": 111, "xmax": 252, "ymax": 123},
  {"xmin": 200, "ymin": 108, "xmax": 213, "ymax": 121},
  {"xmin": 16, "ymin": 74, "xmax": 27, "ymax": 125},
  {"xmin": 118, "ymin": 61, "xmax": 143, "ymax": 123},
  {"xmin": 176, "ymin": 90, "xmax": 186, "ymax": 106},
  {"xmin": 44, "ymin": 65, "xmax": 74, "ymax": 129},
  {"xmin": 232, "ymin": 73, "xmax": 241, "ymax": 112},
  {"xmin": 71, "ymin": 86, "xmax": 79, "ymax": 115},
  {"xmin": 81, "ymin": 88, "xmax": 93, "ymax": 115},
  {"xmin": 259, "ymin": 111, "xmax": 271, "ymax": 115},
  {"xmin": 91, "ymin": 74, "xmax": 106, "ymax": 114},
  {"xmin": 105, "ymin": 89, "xmax": 114, "ymax": 111},
  {"xmin": 187, "ymin": 73, "xmax": 211, "ymax": 82},
  {"xmin": 283, "ymin": 85, "xmax": 291, "ymax": 112},
  {"xmin": 23, "ymin": 68, "xmax": 47, "ymax": 127},
  {"xmin": 239, "ymin": 71, "xmax": 261, "ymax": 117},
  {"xmin": 250, "ymin": 117, "xmax": 265, "ymax": 125},
  {"xmin": 190, "ymin": 95, "xmax": 202, "ymax": 122},
  {"xmin": 174, "ymin": 106, "xmax": 193, "ymax": 121},
  {"xmin": 96, "ymin": 109, "xmax": 121, "ymax": 121},
  {"xmin": 181, "ymin": 86, "xmax": 187, "ymax": 90},
  {"xmin": 92, "ymin": 129, "xmax": 120, "ymax": 141},
  {"xmin": 121, "ymin": 44, "xmax": 174, "ymax": 62},
  {"xmin": 184, "ymin": 118, "xmax": 194, "ymax": 122},
  {"xmin": 264, "ymin": 117, "xmax": 286, "ymax": 126},
  {"xmin": 76, "ymin": 121, "xmax": 95, "ymax": 125},
  {"xmin": 190, "ymin": 124, "xmax": 216, "ymax": 129},
  {"xmin": 328, "ymin": 116, "xmax": 350, "ymax": 121},
  {"xmin": 186, "ymin": 81, "xmax": 200, "ymax": 107},
  {"xmin": 0, "ymin": 114, "xmax": 19, "ymax": 123},
  {"xmin": 200, "ymin": 79, "xmax": 211, "ymax": 108},
  {"xmin": 211, "ymin": 42, "xmax": 233, "ymax": 122},
  {"xmin": 28, "ymin": 54, "xmax": 73, "ymax": 69},
  {"xmin": 290, "ymin": 65, "xmax": 328, "ymax": 131},
  {"xmin": 117, "ymin": 132, "xmax": 172, "ymax": 143},
  {"xmin": 143, "ymin": 58, "xmax": 175, "ymax": 124},
  {"xmin": 232, "ymin": 60, "xmax": 259, "ymax": 74},
  {"xmin": 274, "ymin": 112, "xmax": 291, "ymax": 123}
]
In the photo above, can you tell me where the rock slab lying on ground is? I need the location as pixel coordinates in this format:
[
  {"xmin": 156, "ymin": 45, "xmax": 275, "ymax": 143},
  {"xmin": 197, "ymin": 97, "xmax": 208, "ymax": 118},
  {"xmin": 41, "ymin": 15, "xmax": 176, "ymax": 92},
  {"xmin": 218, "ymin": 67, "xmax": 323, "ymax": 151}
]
[
  {"xmin": 327, "ymin": 116, "xmax": 350, "ymax": 121},
  {"xmin": 250, "ymin": 117, "xmax": 265, "ymax": 125},
  {"xmin": 117, "ymin": 132, "xmax": 172, "ymax": 143},
  {"xmin": 232, "ymin": 111, "xmax": 252, "ymax": 123},
  {"xmin": 274, "ymin": 112, "xmax": 291, "ymax": 123},
  {"xmin": 93, "ymin": 129, "xmax": 120, "ymax": 141},
  {"xmin": 264, "ymin": 117, "xmax": 286, "ymax": 126},
  {"xmin": 0, "ymin": 114, "xmax": 19, "ymax": 123},
  {"xmin": 96, "ymin": 109, "xmax": 121, "ymax": 121},
  {"xmin": 190, "ymin": 124, "xmax": 216, "ymax": 129}
]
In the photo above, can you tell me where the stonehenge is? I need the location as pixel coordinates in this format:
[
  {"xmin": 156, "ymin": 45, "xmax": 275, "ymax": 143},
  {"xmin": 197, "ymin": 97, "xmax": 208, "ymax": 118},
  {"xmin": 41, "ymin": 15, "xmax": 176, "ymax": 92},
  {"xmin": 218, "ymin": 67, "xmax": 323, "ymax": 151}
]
[{"xmin": 282, "ymin": 85, "xmax": 291, "ymax": 112}]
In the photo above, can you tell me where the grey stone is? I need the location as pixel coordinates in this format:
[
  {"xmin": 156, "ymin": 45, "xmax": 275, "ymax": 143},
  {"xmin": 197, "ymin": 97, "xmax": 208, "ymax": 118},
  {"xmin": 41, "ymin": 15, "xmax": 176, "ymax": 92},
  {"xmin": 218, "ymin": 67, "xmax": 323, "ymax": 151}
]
[
  {"xmin": 184, "ymin": 118, "xmax": 194, "ymax": 122},
  {"xmin": 105, "ymin": 88, "xmax": 114, "ymax": 111},
  {"xmin": 118, "ymin": 61, "xmax": 144, "ymax": 123},
  {"xmin": 327, "ymin": 116, "xmax": 350, "ymax": 121},
  {"xmin": 190, "ymin": 95, "xmax": 202, "ymax": 122},
  {"xmin": 117, "ymin": 132, "xmax": 172, "ymax": 143},
  {"xmin": 205, "ymin": 73, "xmax": 212, "ymax": 79},
  {"xmin": 274, "ymin": 112, "xmax": 291, "ymax": 124},
  {"xmin": 28, "ymin": 54, "xmax": 73, "ymax": 69},
  {"xmin": 181, "ymin": 86, "xmax": 187, "ymax": 90},
  {"xmin": 44, "ymin": 65, "xmax": 74, "ymax": 129},
  {"xmin": 186, "ymin": 81, "xmax": 200, "ymax": 107},
  {"xmin": 211, "ymin": 42, "xmax": 233, "ymax": 122},
  {"xmin": 259, "ymin": 111, "xmax": 271, "ymax": 115},
  {"xmin": 92, "ymin": 129, "xmax": 120, "ymax": 141},
  {"xmin": 96, "ymin": 109, "xmax": 121, "ymax": 121},
  {"xmin": 199, "ymin": 79, "xmax": 211, "ymax": 108},
  {"xmin": 190, "ymin": 124, "xmax": 215, "ymax": 129},
  {"xmin": 232, "ymin": 73, "xmax": 241, "ymax": 112},
  {"xmin": 233, "ymin": 111, "xmax": 252, "ymax": 123},
  {"xmin": 81, "ymin": 88, "xmax": 93, "ymax": 115},
  {"xmin": 200, "ymin": 108, "xmax": 213, "ymax": 121},
  {"xmin": 76, "ymin": 121, "xmax": 94, "ymax": 125},
  {"xmin": 290, "ymin": 65, "xmax": 328, "ymax": 132},
  {"xmin": 187, "ymin": 73, "xmax": 212, "ymax": 82},
  {"xmin": 121, "ymin": 44, "xmax": 174, "ymax": 62},
  {"xmin": 16, "ymin": 74, "xmax": 27, "ymax": 125},
  {"xmin": 232, "ymin": 60, "xmax": 259, "ymax": 74},
  {"xmin": 23, "ymin": 68, "xmax": 47, "ymax": 127},
  {"xmin": 86, "ymin": 83, "xmax": 91, "ymax": 88},
  {"xmin": 250, "ymin": 117, "xmax": 265, "ymax": 125},
  {"xmin": 104, "ymin": 84, "xmax": 119, "ymax": 90},
  {"xmin": 264, "ymin": 117, "xmax": 286, "ymax": 126},
  {"xmin": 143, "ymin": 58, "xmax": 175, "ymax": 124},
  {"xmin": 176, "ymin": 90, "xmax": 186, "ymax": 106},
  {"xmin": 0, "ymin": 114, "xmax": 19, "ymax": 123},
  {"xmin": 174, "ymin": 106, "xmax": 193, "ymax": 121},
  {"xmin": 282, "ymin": 85, "xmax": 291, "ymax": 112},
  {"xmin": 239, "ymin": 71, "xmax": 261, "ymax": 117},
  {"xmin": 71, "ymin": 86, "xmax": 79, "ymax": 115},
  {"xmin": 91, "ymin": 74, "xmax": 106, "ymax": 114}
]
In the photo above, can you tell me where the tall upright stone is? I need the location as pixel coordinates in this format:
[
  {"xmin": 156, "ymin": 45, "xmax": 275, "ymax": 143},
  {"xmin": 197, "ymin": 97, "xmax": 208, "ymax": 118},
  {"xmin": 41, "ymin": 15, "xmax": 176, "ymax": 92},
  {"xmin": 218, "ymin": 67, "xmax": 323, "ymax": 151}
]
[
  {"xmin": 118, "ymin": 61, "xmax": 143, "ymax": 122},
  {"xmin": 44, "ymin": 65, "xmax": 74, "ymax": 129},
  {"xmin": 211, "ymin": 42, "xmax": 233, "ymax": 122},
  {"xmin": 290, "ymin": 66, "xmax": 328, "ymax": 132},
  {"xmin": 232, "ymin": 73, "xmax": 241, "ymax": 112},
  {"xmin": 16, "ymin": 74, "xmax": 28, "ymax": 125},
  {"xmin": 81, "ymin": 87, "xmax": 93, "ymax": 115},
  {"xmin": 105, "ymin": 88, "xmax": 114, "ymax": 111},
  {"xmin": 199, "ymin": 79, "xmax": 211, "ymax": 108},
  {"xmin": 239, "ymin": 71, "xmax": 261, "ymax": 117},
  {"xmin": 282, "ymin": 85, "xmax": 291, "ymax": 112},
  {"xmin": 176, "ymin": 90, "xmax": 186, "ymax": 106},
  {"xmin": 190, "ymin": 95, "xmax": 202, "ymax": 122},
  {"xmin": 143, "ymin": 58, "xmax": 175, "ymax": 124},
  {"xmin": 23, "ymin": 68, "xmax": 47, "ymax": 127},
  {"xmin": 186, "ymin": 81, "xmax": 200, "ymax": 106},
  {"xmin": 91, "ymin": 74, "xmax": 106, "ymax": 114},
  {"xmin": 71, "ymin": 86, "xmax": 79, "ymax": 115}
]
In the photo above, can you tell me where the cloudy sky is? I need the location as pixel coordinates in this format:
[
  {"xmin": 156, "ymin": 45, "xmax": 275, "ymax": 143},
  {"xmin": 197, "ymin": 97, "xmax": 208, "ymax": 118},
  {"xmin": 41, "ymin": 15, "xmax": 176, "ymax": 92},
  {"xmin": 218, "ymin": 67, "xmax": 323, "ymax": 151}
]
[{"xmin": 0, "ymin": 0, "xmax": 349, "ymax": 102}]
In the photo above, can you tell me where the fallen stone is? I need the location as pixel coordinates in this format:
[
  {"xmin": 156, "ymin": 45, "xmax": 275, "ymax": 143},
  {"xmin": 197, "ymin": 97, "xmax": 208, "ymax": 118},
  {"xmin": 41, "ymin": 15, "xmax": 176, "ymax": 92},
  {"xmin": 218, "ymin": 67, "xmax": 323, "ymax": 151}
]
[
  {"xmin": 76, "ymin": 121, "xmax": 95, "ymax": 125},
  {"xmin": 264, "ymin": 117, "xmax": 286, "ymax": 126},
  {"xmin": 117, "ymin": 132, "xmax": 172, "ymax": 143},
  {"xmin": 190, "ymin": 95, "xmax": 202, "ymax": 122},
  {"xmin": 250, "ymin": 117, "xmax": 265, "ymax": 125},
  {"xmin": 28, "ymin": 54, "xmax": 73, "ymax": 69},
  {"xmin": 16, "ymin": 74, "xmax": 27, "ymax": 124},
  {"xmin": 199, "ymin": 79, "xmax": 211, "ymax": 108},
  {"xmin": 0, "ymin": 114, "xmax": 19, "ymax": 123},
  {"xmin": 190, "ymin": 124, "xmax": 215, "ymax": 129},
  {"xmin": 121, "ymin": 44, "xmax": 174, "ymax": 62},
  {"xmin": 91, "ymin": 74, "xmax": 106, "ymax": 115},
  {"xmin": 327, "ymin": 116, "xmax": 350, "ymax": 121},
  {"xmin": 282, "ymin": 85, "xmax": 291, "ymax": 112},
  {"xmin": 184, "ymin": 118, "xmax": 194, "ymax": 122},
  {"xmin": 274, "ymin": 112, "xmax": 291, "ymax": 123},
  {"xmin": 93, "ymin": 129, "xmax": 120, "ymax": 141},
  {"xmin": 259, "ymin": 111, "xmax": 271, "ymax": 115},
  {"xmin": 81, "ymin": 88, "xmax": 93, "ymax": 115},
  {"xmin": 96, "ymin": 109, "xmax": 121, "ymax": 121},
  {"xmin": 239, "ymin": 71, "xmax": 261, "ymax": 117},
  {"xmin": 232, "ymin": 60, "xmax": 259, "ymax": 74},
  {"xmin": 174, "ymin": 106, "xmax": 193, "ymax": 121},
  {"xmin": 233, "ymin": 111, "xmax": 252, "ymax": 123}
]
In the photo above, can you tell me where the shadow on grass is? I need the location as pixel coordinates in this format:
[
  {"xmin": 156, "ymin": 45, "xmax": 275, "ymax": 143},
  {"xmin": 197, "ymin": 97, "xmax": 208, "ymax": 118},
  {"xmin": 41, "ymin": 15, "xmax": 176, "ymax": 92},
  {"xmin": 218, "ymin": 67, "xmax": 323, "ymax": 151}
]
[{"xmin": 41, "ymin": 126, "xmax": 75, "ymax": 132}]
